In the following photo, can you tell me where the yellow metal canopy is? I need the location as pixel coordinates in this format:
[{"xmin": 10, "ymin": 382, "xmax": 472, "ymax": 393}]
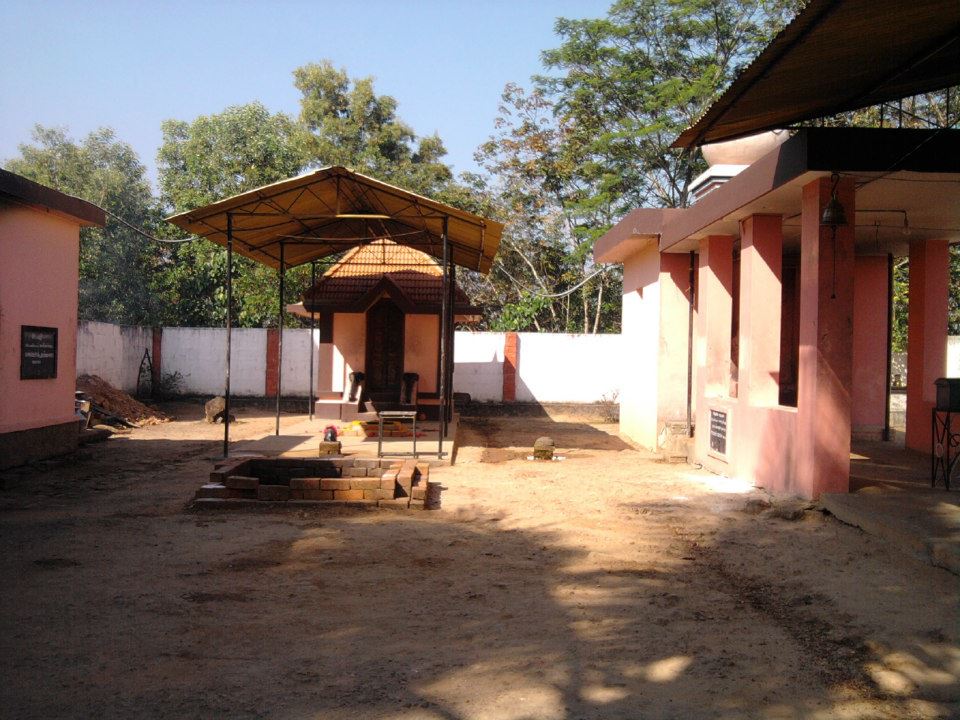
[{"xmin": 165, "ymin": 166, "xmax": 503, "ymax": 274}]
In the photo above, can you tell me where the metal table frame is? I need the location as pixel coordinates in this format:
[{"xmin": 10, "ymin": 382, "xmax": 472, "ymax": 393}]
[
  {"xmin": 377, "ymin": 410, "xmax": 419, "ymax": 458},
  {"xmin": 932, "ymin": 409, "xmax": 959, "ymax": 490}
]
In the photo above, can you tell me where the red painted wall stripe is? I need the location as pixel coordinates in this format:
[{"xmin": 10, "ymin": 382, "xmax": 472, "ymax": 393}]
[
  {"xmin": 151, "ymin": 327, "xmax": 162, "ymax": 393},
  {"xmin": 503, "ymin": 332, "xmax": 518, "ymax": 402},
  {"xmin": 265, "ymin": 328, "xmax": 280, "ymax": 397}
]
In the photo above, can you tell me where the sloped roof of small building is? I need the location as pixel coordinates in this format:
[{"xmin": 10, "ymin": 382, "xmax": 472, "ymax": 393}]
[
  {"xmin": 0, "ymin": 168, "xmax": 104, "ymax": 227},
  {"xmin": 302, "ymin": 238, "xmax": 477, "ymax": 314}
]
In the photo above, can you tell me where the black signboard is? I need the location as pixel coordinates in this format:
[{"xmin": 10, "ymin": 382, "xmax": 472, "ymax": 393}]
[
  {"xmin": 20, "ymin": 326, "xmax": 58, "ymax": 380},
  {"xmin": 709, "ymin": 408, "xmax": 727, "ymax": 456}
]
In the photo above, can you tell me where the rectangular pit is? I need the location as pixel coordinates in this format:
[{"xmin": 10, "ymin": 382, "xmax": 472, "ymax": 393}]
[{"xmin": 197, "ymin": 456, "xmax": 436, "ymax": 509}]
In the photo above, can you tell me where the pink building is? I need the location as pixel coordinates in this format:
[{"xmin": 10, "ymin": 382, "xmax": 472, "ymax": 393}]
[
  {"xmin": 596, "ymin": 0, "xmax": 959, "ymax": 498},
  {"xmin": 0, "ymin": 169, "xmax": 105, "ymax": 468}
]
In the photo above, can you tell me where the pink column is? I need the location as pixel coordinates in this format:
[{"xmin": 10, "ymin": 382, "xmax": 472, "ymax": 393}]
[
  {"xmin": 796, "ymin": 176, "xmax": 855, "ymax": 498},
  {"xmin": 738, "ymin": 215, "xmax": 783, "ymax": 407},
  {"xmin": 851, "ymin": 257, "xmax": 889, "ymax": 439},
  {"xmin": 658, "ymin": 252, "xmax": 694, "ymax": 425},
  {"xmin": 265, "ymin": 327, "xmax": 279, "ymax": 397},
  {"xmin": 905, "ymin": 239, "xmax": 950, "ymax": 451},
  {"xmin": 502, "ymin": 332, "xmax": 518, "ymax": 402},
  {"xmin": 694, "ymin": 235, "xmax": 734, "ymax": 465},
  {"xmin": 698, "ymin": 236, "xmax": 734, "ymax": 396}
]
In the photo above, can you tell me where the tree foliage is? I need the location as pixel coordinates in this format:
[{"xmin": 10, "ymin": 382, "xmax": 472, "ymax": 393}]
[
  {"xmin": 5, "ymin": 126, "xmax": 164, "ymax": 325},
  {"xmin": 154, "ymin": 65, "xmax": 469, "ymax": 327},
  {"xmin": 6, "ymin": 16, "xmax": 956, "ymax": 340},
  {"xmin": 294, "ymin": 61, "xmax": 453, "ymax": 196},
  {"xmin": 470, "ymin": 0, "xmax": 799, "ymax": 332},
  {"xmin": 539, "ymin": 0, "xmax": 798, "ymax": 210},
  {"xmin": 474, "ymin": 84, "xmax": 620, "ymax": 332},
  {"xmin": 156, "ymin": 102, "xmax": 312, "ymax": 327}
]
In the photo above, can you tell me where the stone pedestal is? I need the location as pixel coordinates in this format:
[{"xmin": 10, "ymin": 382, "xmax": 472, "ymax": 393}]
[{"xmin": 318, "ymin": 440, "xmax": 342, "ymax": 456}]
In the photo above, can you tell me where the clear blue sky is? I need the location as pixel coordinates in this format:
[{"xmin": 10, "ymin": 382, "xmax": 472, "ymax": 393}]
[{"xmin": 1, "ymin": 0, "xmax": 612, "ymax": 190}]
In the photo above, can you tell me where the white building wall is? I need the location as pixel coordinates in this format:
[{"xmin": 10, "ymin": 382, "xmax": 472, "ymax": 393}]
[
  {"xmin": 514, "ymin": 333, "xmax": 622, "ymax": 403},
  {"xmin": 949, "ymin": 336, "xmax": 960, "ymax": 377},
  {"xmin": 74, "ymin": 322, "xmax": 635, "ymax": 403},
  {"xmin": 453, "ymin": 331, "xmax": 505, "ymax": 401},
  {"xmin": 886, "ymin": 335, "xmax": 959, "ymax": 388},
  {"xmin": 76, "ymin": 321, "xmax": 153, "ymax": 393}
]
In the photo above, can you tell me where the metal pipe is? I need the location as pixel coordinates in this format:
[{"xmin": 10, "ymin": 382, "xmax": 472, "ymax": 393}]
[
  {"xmin": 224, "ymin": 213, "xmax": 233, "ymax": 458},
  {"xmin": 687, "ymin": 250, "xmax": 696, "ymax": 437},
  {"xmin": 308, "ymin": 260, "xmax": 316, "ymax": 421},
  {"xmin": 276, "ymin": 241, "xmax": 285, "ymax": 436},
  {"xmin": 447, "ymin": 260, "xmax": 457, "ymax": 424},
  {"xmin": 884, "ymin": 252, "xmax": 894, "ymax": 441},
  {"xmin": 438, "ymin": 219, "xmax": 450, "ymax": 456}
]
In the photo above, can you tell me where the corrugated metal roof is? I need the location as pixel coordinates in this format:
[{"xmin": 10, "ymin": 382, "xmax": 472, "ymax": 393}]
[
  {"xmin": 165, "ymin": 166, "xmax": 503, "ymax": 274},
  {"xmin": 674, "ymin": 0, "xmax": 960, "ymax": 148}
]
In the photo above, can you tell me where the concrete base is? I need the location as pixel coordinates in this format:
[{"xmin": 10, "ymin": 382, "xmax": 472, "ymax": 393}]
[
  {"xmin": 821, "ymin": 490, "xmax": 960, "ymax": 576},
  {"xmin": 0, "ymin": 420, "xmax": 80, "ymax": 470}
]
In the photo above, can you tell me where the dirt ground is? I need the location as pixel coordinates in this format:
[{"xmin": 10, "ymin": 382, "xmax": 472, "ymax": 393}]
[{"xmin": 1, "ymin": 406, "xmax": 958, "ymax": 719}]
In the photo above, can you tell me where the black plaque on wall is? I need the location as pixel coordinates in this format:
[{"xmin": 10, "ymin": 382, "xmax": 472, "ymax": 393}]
[
  {"xmin": 20, "ymin": 326, "xmax": 58, "ymax": 380},
  {"xmin": 709, "ymin": 409, "xmax": 727, "ymax": 456}
]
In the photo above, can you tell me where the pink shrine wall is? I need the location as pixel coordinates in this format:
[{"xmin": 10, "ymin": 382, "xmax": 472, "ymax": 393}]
[
  {"xmin": 404, "ymin": 314, "xmax": 439, "ymax": 393},
  {"xmin": 0, "ymin": 207, "xmax": 80, "ymax": 434},
  {"xmin": 330, "ymin": 313, "xmax": 365, "ymax": 394},
  {"xmin": 325, "ymin": 310, "xmax": 439, "ymax": 395}
]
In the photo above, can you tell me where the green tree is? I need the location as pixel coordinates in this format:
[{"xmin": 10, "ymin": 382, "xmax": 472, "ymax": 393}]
[
  {"xmin": 471, "ymin": 0, "xmax": 799, "ymax": 332},
  {"xmin": 475, "ymin": 84, "xmax": 620, "ymax": 332},
  {"xmin": 539, "ymin": 0, "xmax": 800, "ymax": 210},
  {"xmin": 156, "ymin": 102, "xmax": 313, "ymax": 327},
  {"xmin": 892, "ymin": 246, "xmax": 960, "ymax": 354},
  {"xmin": 5, "ymin": 126, "xmax": 163, "ymax": 325},
  {"xmin": 157, "ymin": 68, "xmax": 481, "ymax": 328},
  {"xmin": 294, "ymin": 61, "xmax": 453, "ymax": 196}
]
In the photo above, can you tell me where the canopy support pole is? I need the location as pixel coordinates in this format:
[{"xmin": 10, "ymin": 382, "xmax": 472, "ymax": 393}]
[
  {"xmin": 223, "ymin": 213, "xmax": 233, "ymax": 458},
  {"xmin": 276, "ymin": 241, "xmax": 285, "ymax": 436},
  {"xmin": 308, "ymin": 260, "xmax": 316, "ymax": 421},
  {"xmin": 438, "ymin": 219, "xmax": 450, "ymax": 456},
  {"xmin": 447, "ymin": 259, "xmax": 456, "ymax": 425}
]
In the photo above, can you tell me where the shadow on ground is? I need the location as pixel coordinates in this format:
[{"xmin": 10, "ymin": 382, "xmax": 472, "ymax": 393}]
[{"xmin": 1, "ymin": 416, "xmax": 958, "ymax": 719}]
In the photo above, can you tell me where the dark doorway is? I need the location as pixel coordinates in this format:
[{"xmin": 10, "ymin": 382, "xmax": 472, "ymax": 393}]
[{"xmin": 365, "ymin": 299, "xmax": 405, "ymax": 394}]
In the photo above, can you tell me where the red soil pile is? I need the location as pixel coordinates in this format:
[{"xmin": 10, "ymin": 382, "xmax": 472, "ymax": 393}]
[{"xmin": 76, "ymin": 374, "xmax": 170, "ymax": 426}]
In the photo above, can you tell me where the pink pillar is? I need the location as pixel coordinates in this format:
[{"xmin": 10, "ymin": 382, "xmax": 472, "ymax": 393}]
[
  {"xmin": 738, "ymin": 215, "xmax": 783, "ymax": 407},
  {"xmin": 851, "ymin": 257, "xmax": 889, "ymax": 439},
  {"xmin": 694, "ymin": 235, "xmax": 734, "ymax": 466},
  {"xmin": 265, "ymin": 327, "xmax": 279, "ymax": 397},
  {"xmin": 659, "ymin": 252, "xmax": 694, "ymax": 426},
  {"xmin": 905, "ymin": 239, "xmax": 950, "ymax": 451},
  {"xmin": 502, "ymin": 332, "xmax": 518, "ymax": 402},
  {"xmin": 796, "ymin": 176, "xmax": 855, "ymax": 498},
  {"xmin": 151, "ymin": 327, "xmax": 162, "ymax": 393},
  {"xmin": 698, "ymin": 236, "xmax": 734, "ymax": 397}
]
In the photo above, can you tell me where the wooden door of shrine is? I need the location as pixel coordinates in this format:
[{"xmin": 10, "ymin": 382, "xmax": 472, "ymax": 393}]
[{"xmin": 365, "ymin": 299, "xmax": 405, "ymax": 393}]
